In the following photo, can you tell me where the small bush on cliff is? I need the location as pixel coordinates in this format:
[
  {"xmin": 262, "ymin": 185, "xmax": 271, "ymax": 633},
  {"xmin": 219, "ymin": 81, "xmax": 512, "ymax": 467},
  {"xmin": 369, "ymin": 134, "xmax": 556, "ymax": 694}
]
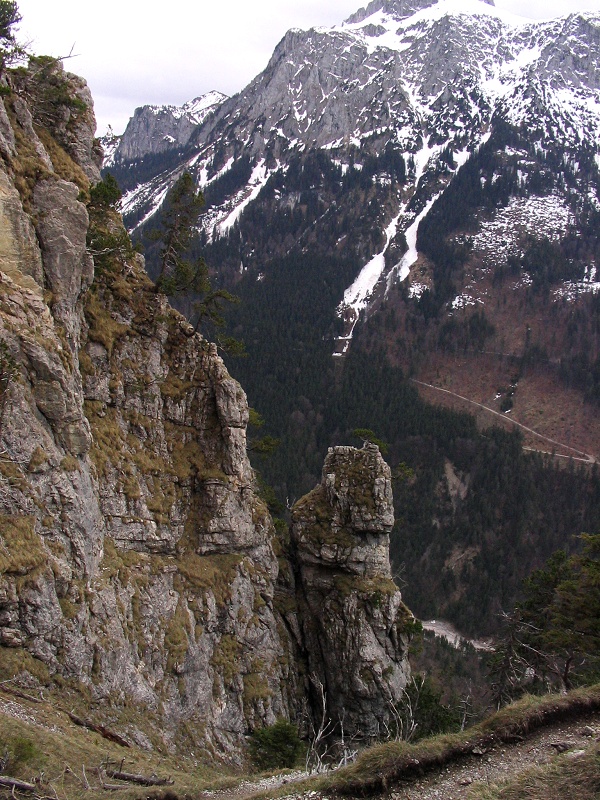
[
  {"xmin": 352, "ymin": 428, "xmax": 389, "ymax": 455},
  {"xmin": 0, "ymin": 735, "xmax": 43, "ymax": 775},
  {"xmin": 0, "ymin": 1, "xmax": 21, "ymax": 65},
  {"xmin": 389, "ymin": 675, "xmax": 461, "ymax": 743},
  {"xmin": 249, "ymin": 719, "xmax": 304, "ymax": 770},
  {"xmin": 22, "ymin": 56, "xmax": 87, "ymax": 128},
  {"xmin": 0, "ymin": 339, "xmax": 17, "ymax": 435}
]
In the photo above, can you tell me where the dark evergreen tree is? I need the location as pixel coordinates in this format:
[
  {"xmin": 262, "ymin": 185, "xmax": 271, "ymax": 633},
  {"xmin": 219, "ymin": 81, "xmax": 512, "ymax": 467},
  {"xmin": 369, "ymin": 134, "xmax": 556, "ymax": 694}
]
[
  {"xmin": 152, "ymin": 172, "xmax": 237, "ymax": 332},
  {"xmin": 0, "ymin": 0, "xmax": 21, "ymax": 64},
  {"xmin": 489, "ymin": 535, "xmax": 600, "ymax": 706},
  {"xmin": 154, "ymin": 172, "xmax": 207, "ymax": 296}
]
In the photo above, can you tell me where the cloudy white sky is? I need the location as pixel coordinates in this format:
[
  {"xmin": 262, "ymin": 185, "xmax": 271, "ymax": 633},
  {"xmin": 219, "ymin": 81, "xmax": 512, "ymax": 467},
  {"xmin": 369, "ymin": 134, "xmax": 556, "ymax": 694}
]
[{"xmin": 16, "ymin": 0, "xmax": 600, "ymax": 135}]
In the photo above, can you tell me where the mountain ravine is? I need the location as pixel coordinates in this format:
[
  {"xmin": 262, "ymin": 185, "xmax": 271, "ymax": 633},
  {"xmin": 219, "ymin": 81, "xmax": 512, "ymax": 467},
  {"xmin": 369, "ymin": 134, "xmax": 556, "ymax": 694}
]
[{"xmin": 0, "ymin": 58, "xmax": 415, "ymax": 758}]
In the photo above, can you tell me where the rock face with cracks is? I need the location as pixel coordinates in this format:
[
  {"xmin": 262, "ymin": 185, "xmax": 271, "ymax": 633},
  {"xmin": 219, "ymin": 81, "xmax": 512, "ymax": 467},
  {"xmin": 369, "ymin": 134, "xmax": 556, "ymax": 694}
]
[{"xmin": 0, "ymin": 59, "xmax": 413, "ymax": 759}]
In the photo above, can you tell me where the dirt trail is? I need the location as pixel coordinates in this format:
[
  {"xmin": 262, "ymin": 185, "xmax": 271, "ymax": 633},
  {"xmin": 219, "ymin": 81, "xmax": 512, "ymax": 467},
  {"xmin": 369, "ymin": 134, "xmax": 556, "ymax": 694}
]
[
  {"xmin": 387, "ymin": 713, "xmax": 600, "ymax": 800},
  {"xmin": 411, "ymin": 378, "xmax": 597, "ymax": 464},
  {"xmin": 5, "ymin": 682, "xmax": 597, "ymax": 800},
  {"xmin": 201, "ymin": 713, "xmax": 599, "ymax": 800},
  {"xmin": 199, "ymin": 770, "xmax": 311, "ymax": 800}
]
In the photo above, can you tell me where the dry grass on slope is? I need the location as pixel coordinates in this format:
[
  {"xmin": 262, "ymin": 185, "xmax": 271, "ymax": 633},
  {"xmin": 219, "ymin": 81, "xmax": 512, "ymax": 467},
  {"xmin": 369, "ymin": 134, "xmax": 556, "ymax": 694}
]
[
  {"xmin": 0, "ymin": 687, "xmax": 242, "ymax": 800},
  {"xmin": 319, "ymin": 685, "xmax": 600, "ymax": 796}
]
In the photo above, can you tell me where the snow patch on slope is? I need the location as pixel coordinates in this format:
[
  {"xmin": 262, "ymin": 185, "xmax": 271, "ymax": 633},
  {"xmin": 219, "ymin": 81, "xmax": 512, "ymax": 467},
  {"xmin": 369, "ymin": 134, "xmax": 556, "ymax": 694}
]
[
  {"xmin": 470, "ymin": 195, "xmax": 574, "ymax": 265},
  {"xmin": 334, "ymin": 212, "xmax": 403, "ymax": 356},
  {"xmin": 554, "ymin": 267, "xmax": 600, "ymax": 302},
  {"xmin": 452, "ymin": 293, "xmax": 484, "ymax": 310},
  {"xmin": 389, "ymin": 194, "xmax": 442, "ymax": 290},
  {"xmin": 123, "ymin": 184, "xmax": 171, "ymax": 232},
  {"xmin": 342, "ymin": 212, "xmax": 402, "ymax": 313},
  {"xmin": 217, "ymin": 161, "xmax": 272, "ymax": 235}
]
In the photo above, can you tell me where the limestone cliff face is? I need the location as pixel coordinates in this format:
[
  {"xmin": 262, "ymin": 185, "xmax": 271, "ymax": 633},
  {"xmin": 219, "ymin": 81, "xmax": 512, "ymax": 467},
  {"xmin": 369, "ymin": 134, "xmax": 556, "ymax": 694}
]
[
  {"xmin": 291, "ymin": 444, "xmax": 413, "ymax": 741},
  {"xmin": 0, "ymin": 60, "xmax": 291, "ymax": 754},
  {"xmin": 112, "ymin": 92, "xmax": 228, "ymax": 164},
  {"xmin": 0, "ymin": 58, "xmax": 412, "ymax": 758}
]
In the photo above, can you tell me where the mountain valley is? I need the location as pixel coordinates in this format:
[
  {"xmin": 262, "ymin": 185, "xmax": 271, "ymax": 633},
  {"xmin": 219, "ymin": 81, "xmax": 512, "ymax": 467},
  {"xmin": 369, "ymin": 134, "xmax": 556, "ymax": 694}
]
[{"xmin": 0, "ymin": 0, "xmax": 599, "ymax": 786}]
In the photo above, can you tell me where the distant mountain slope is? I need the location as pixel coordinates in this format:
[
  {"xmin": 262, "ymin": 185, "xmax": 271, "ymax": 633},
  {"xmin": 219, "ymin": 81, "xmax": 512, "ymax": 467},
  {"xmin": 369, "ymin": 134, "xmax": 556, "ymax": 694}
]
[{"xmin": 109, "ymin": 0, "xmax": 599, "ymax": 337}]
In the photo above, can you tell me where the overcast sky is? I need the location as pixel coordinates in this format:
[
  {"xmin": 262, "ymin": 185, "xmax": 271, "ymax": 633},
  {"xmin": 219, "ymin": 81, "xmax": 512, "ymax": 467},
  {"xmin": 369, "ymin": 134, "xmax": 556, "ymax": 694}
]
[{"xmin": 16, "ymin": 0, "xmax": 600, "ymax": 136}]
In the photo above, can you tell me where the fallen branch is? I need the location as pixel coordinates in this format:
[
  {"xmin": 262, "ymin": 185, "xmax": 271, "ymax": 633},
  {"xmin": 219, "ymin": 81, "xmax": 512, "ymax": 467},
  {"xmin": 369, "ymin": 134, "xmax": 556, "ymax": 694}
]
[
  {"xmin": 99, "ymin": 784, "xmax": 131, "ymax": 792},
  {"xmin": 104, "ymin": 771, "xmax": 174, "ymax": 787},
  {"xmin": 0, "ymin": 682, "xmax": 41, "ymax": 704},
  {"xmin": 95, "ymin": 767, "xmax": 133, "ymax": 792},
  {"xmin": 47, "ymin": 781, "xmax": 60, "ymax": 800},
  {"xmin": 66, "ymin": 713, "xmax": 130, "ymax": 748},
  {"xmin": 62, "ymin": 763, "xmax": 90, "ymax": 790},
  {"xmin": 0, "ymin": 776, "xmax": 36, "ymax": 792}
]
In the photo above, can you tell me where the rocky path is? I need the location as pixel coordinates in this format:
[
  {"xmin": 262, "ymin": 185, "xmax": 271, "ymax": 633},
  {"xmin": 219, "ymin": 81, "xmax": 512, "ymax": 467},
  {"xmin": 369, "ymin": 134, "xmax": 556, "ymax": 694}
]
[
  {"xmin": 388, "ymin": 712, "xmax": 599, "ymax": 800},
  {"xmin": 198, "ymin": 712, "xmax": 599, "ymax": 800},
  {"xmin": 6, "ymin": 684, "xmax": 596, "ymax": 800},
  {"xmin": 199, "ymin": 771, "xmax": 311, "ymax": 800}
]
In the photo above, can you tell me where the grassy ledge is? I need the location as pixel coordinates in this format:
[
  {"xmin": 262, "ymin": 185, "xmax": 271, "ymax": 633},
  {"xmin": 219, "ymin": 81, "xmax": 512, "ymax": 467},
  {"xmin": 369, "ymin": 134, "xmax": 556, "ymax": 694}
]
[
  {"xmin": 317, "ymin": 684, "xmax": 600, "ymax": 796},
  {"xmin": 466, "ymin": 741, "xmax": 600, "ymax": 800},
  {"xmin": 0, "ymin": 687, "xmax": 242, "ymax": 800}
]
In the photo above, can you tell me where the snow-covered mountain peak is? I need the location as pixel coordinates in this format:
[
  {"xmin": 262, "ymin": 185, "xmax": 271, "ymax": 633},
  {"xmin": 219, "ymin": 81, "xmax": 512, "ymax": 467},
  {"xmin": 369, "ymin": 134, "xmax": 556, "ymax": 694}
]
[
  {"xmin": 114, "ymin": 90, "xmax": 228, "ymax": 163},
  {"xmin": 181, "ymin": 91, "xmax": 228, "ymax": 123},
  {"xmin": 345, "ymin": 0, "xmax": 440, "ymax": 25},
  {"xmin": 344, "ymin": 0, "xmax": 495, "ymax": 26},
  {"xmin": 112, "ymin": 0, "xmax": 600, "ymax": 338},
  {"xmin": 338, "ymin": 0, "xmax": 532, "ymax": 39},
  {"xmin": 345, "ymin": 0, "xmax": 499, "ymax": 28},
  {"xmin": 339, "ymin": 0, "xmax": 535, "ymax": 54}
]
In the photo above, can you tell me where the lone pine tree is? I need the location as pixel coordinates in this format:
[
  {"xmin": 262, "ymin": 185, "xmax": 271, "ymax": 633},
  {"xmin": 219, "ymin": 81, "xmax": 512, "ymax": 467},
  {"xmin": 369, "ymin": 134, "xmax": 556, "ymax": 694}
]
[{"xmin": 153, "ymin": 171, "xmax": 236, "ymax": 333}]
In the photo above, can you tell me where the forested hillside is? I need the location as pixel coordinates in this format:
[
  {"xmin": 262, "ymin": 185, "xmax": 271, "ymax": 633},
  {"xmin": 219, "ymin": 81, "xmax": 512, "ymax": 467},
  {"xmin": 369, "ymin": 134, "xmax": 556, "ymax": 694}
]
[{"xmin": 223, "ymin": 317, "xmax": 600, "ymax": 636}]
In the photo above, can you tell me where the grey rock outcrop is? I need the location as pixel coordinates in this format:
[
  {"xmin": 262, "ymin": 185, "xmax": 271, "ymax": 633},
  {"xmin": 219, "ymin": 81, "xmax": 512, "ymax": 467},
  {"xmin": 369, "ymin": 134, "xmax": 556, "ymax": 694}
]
[
  {"xmin": 0, "ymin": 165, "xmax": 42, "ymax": 286},
  {"xmin": 114, "ymin": 92, "xmax": 228, "ymax": 164},
  {"xmin": 291, "ymin": 444, "xmax": 413, "ymax": 740},
  {"xmin": 33, "ymin": 179, "xmax": 94, "ymax": 346}
]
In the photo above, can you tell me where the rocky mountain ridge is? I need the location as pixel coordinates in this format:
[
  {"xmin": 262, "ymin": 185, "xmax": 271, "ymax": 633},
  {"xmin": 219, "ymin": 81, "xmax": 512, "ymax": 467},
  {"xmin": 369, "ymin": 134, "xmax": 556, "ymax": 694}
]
[
  {"xmin": 0, "ymin": 57, "xmax": 413, "ymax": 757},
  {"xmin": 106, "ymin": 91, "xmax": 228, "ymax": 166},
  {"xmin": 108, "ymin": 0, "xmax": 600, "ymax": 371}
]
